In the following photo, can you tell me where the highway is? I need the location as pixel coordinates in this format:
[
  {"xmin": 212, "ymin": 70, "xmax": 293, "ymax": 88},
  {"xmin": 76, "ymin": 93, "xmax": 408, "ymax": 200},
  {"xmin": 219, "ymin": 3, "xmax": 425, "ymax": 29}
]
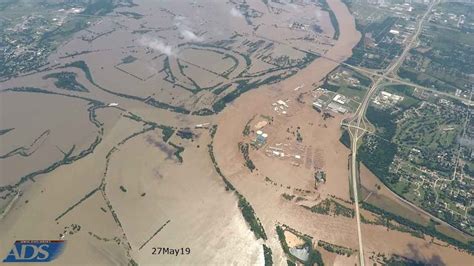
[
  {"xmin": 315, "ymin": 47, "xmax": 473, "ymax": 106},
  {"xmin": 345, "ymin": 1, "xmax": 439, "ymax": 265}
]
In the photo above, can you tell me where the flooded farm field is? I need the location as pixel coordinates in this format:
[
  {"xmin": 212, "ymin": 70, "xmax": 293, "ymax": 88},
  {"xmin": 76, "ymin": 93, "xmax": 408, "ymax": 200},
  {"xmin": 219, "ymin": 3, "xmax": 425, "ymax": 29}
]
[{"xmin": 0, "ymin": 0, "xmax": 472, "ymax": 265}]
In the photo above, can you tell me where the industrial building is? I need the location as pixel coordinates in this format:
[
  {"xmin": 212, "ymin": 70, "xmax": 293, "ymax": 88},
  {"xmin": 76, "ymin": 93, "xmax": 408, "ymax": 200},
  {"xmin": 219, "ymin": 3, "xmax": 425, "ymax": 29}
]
[
  {"xmin": 333, "ymin": 94, "xmax": 347, "ymax": 105},
  {"xmin": 256, "ymin": 130, "xmax": 268, "ymax": 146},
  {"xmin": 327, "ymin": 102, "xmax": 348, "ymax": 114},
  {"xmin": 373, "ymin": 91, "xmax": 404, "ymax": 106}
]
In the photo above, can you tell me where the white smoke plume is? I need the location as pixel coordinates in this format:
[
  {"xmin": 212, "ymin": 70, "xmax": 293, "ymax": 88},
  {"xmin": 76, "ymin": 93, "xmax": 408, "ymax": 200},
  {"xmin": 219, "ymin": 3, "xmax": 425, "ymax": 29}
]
[
  {"xmin": 288, "ymin": 3, "xmax": 300, "ymax": 12},
  {"xmin": 180, "ymin": 29, "xmax": 204, "ymax": 42},
  {"xmin": 230, "ymin": 7, "xmax": 243, "ymax": 18},
  {"xmin": 315, "ymin": 10, "xmax": 322, "ymax": 19},
  {"xmin": 138, "ymin": 36, "xmax": 175, "ymax": 56},
  {"xmin": 173, "ymin": 15, "xmax": 204, "ymax": 42}
]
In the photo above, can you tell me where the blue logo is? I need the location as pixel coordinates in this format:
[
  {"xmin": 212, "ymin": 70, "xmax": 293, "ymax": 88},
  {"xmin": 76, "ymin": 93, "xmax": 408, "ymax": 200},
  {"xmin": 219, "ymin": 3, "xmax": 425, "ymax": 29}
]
[{"xmin": 3, "ymin": 240, "xmax": 65, "ymax": 263}]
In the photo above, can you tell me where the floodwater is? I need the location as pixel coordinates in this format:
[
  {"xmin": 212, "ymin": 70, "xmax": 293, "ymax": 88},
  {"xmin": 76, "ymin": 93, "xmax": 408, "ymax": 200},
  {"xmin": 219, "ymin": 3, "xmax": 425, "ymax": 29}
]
[
  {"xmin": 1, "ymin": 0, "xmax": 472, "ymax": 264},
  {"xmin": 212, "ymin": 0, "xmax": 473, "ymax": 264}
]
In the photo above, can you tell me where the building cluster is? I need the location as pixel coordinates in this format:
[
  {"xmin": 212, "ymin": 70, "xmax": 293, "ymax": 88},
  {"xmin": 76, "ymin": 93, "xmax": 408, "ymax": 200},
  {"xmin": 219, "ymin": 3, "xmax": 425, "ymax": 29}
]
[
  {"xmin": 1, "ymin": 6, "xmax": 88, "ymax": 78},
  {"xmin": 390, "ymin": 154, "xmax": 473, "ymax": 232},
  {"xmin": 255, "ymin": 130, "xmax": 268, "ymax": 146},
  {"xmin": 264, "ymin": 143, "xmax": 304, "ymax": 167},
  {"xmin": 314, "ymin": 170, "xmax": 326, "ymax": 184},
  {"xmin": 431, "ymin": 9, "xmax": 469, "ymax": 29},
  {"xmin": 195, "ymin": 123, "xmax": 210, "ymax": 129},
  {"xmin": 313, "ymin": 89, "xmax": 348, "ymax": 114},
  {"xmin": 272, "ymin": 99, "xmax": 290, "ymax": 115},
  {"xmin": 289, "ymin": 22, "xmax": 308, "ymax": 31},
  {"xmin": 329, "ymin": 70, "xmax": 360, "ymax": 87},
  {"xmin": 368, "ymin": 0, "xmax": 429, "ymax": 7},
  {"xmin": 246, "ymin": 117, "xmax": 307, "ymax": 166},
  {"xmin": 373, "ymin": 91, "xmax": 404, "ymax": 107},
  {"xmin": 385, "ymin": 97, "xmax": 473, "ymax": 233}
]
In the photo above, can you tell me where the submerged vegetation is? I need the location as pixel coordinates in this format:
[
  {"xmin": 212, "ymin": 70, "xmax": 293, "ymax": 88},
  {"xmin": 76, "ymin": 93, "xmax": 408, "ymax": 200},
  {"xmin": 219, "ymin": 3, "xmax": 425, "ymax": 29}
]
[
  {"xmin": 263, "ymin": 244, "xmax": 273, "ymax": 266},
  {"xmin": 0, "ymin": 87, "xmax": 105, "ymax": 194},
  {"xmin": 168, "ymin": 142, "xmax": 184, "ymax": 163},
  {"xmin": 243, "ymin": 116, "xmax": 256, "ymax": 136},
  {"xmin": 208, "ymin": 126, "xmax": 267, "ymax": 240},
  {"xmin": 318, "ymin": 0, "xmax": 340, "ymax": 40},
  {"xmin": 63, "ymin": 60, "xmax": 191, "ymax": 114},
  {"xmin": 43, "ymin": 72, "xmax": 88, "ymax": 92},
  {"xmin": 362, "ymin": 202, "xmax": 474, "ymax": 254},
  {"xmin": 238, "ymin": 196, "xmax": 268, "ymax": 240},
  {"xmin": 305, "ymin": 198, "xmax": 355, "ymax": 218},
  {"xmin": 239, "ymin": 142, "xmax": 256, "ymax": 172},
  {"xmin": 317, "ymin": 240, "xmax": 355, "ymax": 257}
]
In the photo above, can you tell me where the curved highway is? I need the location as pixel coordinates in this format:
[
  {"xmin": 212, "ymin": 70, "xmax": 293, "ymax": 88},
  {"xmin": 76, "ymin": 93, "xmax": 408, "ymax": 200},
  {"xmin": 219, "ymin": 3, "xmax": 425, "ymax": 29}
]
[{"xmin": 345, "ymin": 1, "xmax": 439, "ymax": 265}]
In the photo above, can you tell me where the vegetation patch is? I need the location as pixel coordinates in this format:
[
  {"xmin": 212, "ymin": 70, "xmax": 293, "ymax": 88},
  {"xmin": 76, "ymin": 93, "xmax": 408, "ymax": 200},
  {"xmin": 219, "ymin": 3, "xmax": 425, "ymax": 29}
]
[
  {"xmin": 243, "ymin": 115, "xmax": 256, "ymax": 136},
  {"xmin": 176, "ymin": 129, "xmax": 194, "ymax": 140},
  {"xmin": 64, "ymin": 60, "xmax": 191, "ymax": 114},
  {"xmin": 208, "ymin": 127, "xmax": 235, "ymax": 191},
  {"xmin": 120, "ymin": 55, "xmax": 137, "ymax": 64},
  {"xmin": 55, "ymin": 188, "xmax": 99, "ymax": 221},
  {"xmin": 318, "ymin": 0, "xmax": 340, "ymax": 40},
  {"xmin": 118, "ymin": 11, "xmax": 143, "ymax": 20},
  {"xmin": 263, "ymin": 244, "xmax": 273, "ymax": 266},
  {"xmin": 43, "ymin": 72, "xmax": 88, "ymax": 92},
  {"xmin": 207, "ymin": 125, "xmax": 267, "ymax": 240},
  {"xmin": 159, "ymin": 126, "xmax": 175, "ymax": 142},
  {"xmin": 339, "ymin": 129, "xmax": 350, "ymax": 148},
  {"xmin": 317, "ymin": 240, "xmax": 355, "ymax": 257},
  {"xmin": 169, "ymin": 142, "xmax": 184, "ymax": 163},
  {"xmin": 0, "ymin": 88, "xmax": 105, "ymax": 192},
  {"xmin": 238, "ymin": 195, "xmax": 267, "ymax": 240},
  {"xmin": 357, "ymin": 106, "xmax": 397, "ymax": 182},
  {"xmin": 192, "ymin": 108, "xmax": 215, "ymax": 116},
  {"xmin": 362, "ymin": 202, "xmax": 474, "ymax": 254},
  {"xmin": 305, "ymin": 198, "xmax": 355, "ymax": 218},
  {"xmin": 82, "ymin": 0, "xmax": 114, "ymax": 16},
  {"xmin": 282, "ymin": 193, "xmax": 295, "ymax": 201},
  {"xmin": 239, "ymin": 142, "xmax": 256, "ymax": 172},
  {"xmin": 0, "ymin": 128, "xmax": 14, "ymax": 136}
]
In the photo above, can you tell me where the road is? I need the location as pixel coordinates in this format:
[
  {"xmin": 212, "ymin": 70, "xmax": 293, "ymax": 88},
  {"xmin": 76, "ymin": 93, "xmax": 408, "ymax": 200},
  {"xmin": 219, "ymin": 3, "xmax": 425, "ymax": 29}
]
[
  {"xmin": 345, "ymin": 1, "xmax": 439, "ymax": 265},
  {"xmin": 315, "ymin": 47, "xmax": 474, "ymax": 107}
]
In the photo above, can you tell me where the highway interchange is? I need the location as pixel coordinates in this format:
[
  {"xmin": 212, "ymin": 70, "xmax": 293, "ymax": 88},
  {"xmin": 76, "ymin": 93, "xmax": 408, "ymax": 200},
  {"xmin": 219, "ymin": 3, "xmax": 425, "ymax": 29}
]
[{"xmin": 343, "ymin": 1, "xmax": 440, "ymax": 265}]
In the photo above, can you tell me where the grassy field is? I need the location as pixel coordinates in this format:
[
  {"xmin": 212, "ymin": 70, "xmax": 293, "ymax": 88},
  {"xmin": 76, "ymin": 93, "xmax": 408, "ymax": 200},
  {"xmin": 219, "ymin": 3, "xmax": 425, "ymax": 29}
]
[{"xmin": 393, "ymin": 104, "xmax": 463, "ymax": 151}]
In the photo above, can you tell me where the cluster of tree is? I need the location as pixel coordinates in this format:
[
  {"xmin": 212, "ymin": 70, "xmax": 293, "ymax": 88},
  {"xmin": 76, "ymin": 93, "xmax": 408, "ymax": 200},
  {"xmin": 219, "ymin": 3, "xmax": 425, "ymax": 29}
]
[
  {"xmin": 307, "ymin": 198, "xmax": 354, "ymax": 218},
  {"xmin": 208, "ymin": 140, "xmax": 235, "ymax": 191},
  {"xmin": 263, "ymin": 244, "xmax": 273, "ymax": 266},
  {"xmin": 168, "ymin": 142, "xmax": 184, "ymax": 163},
  {"xmin": 317, "ymin": 240, "xmax": 354, "ymax": 257},
  {"xmin": 207, "ymin": 125, "xmax": 267, "ymax": 240},
  {"xmin": 362, "ymin": 202, "xmax": 474, "ymax": 254},
  {"xmin": 238, "ymin": 196, "xmax": 267, "ymax": 240},
  {"xmin": 82, "ymin": 0, "xmax": 115, "ymax": 16},
  {"xmin": 318, "ymin": 0, "xmax": 339, "ymax": 40},
  {"xmin": 358, "ymin": 106, "xmax": 398, "ymax": 183},
  {"xmin": 339, "ymin": 130, "xmax": 350, "ymax": 148},
  {"xmin": 176, "ymin": 129, "xmax": 194, "ymax": 140},
  {"xmin": 239, "ymin": 142, "xmax": 256, "ymax": 171}
]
